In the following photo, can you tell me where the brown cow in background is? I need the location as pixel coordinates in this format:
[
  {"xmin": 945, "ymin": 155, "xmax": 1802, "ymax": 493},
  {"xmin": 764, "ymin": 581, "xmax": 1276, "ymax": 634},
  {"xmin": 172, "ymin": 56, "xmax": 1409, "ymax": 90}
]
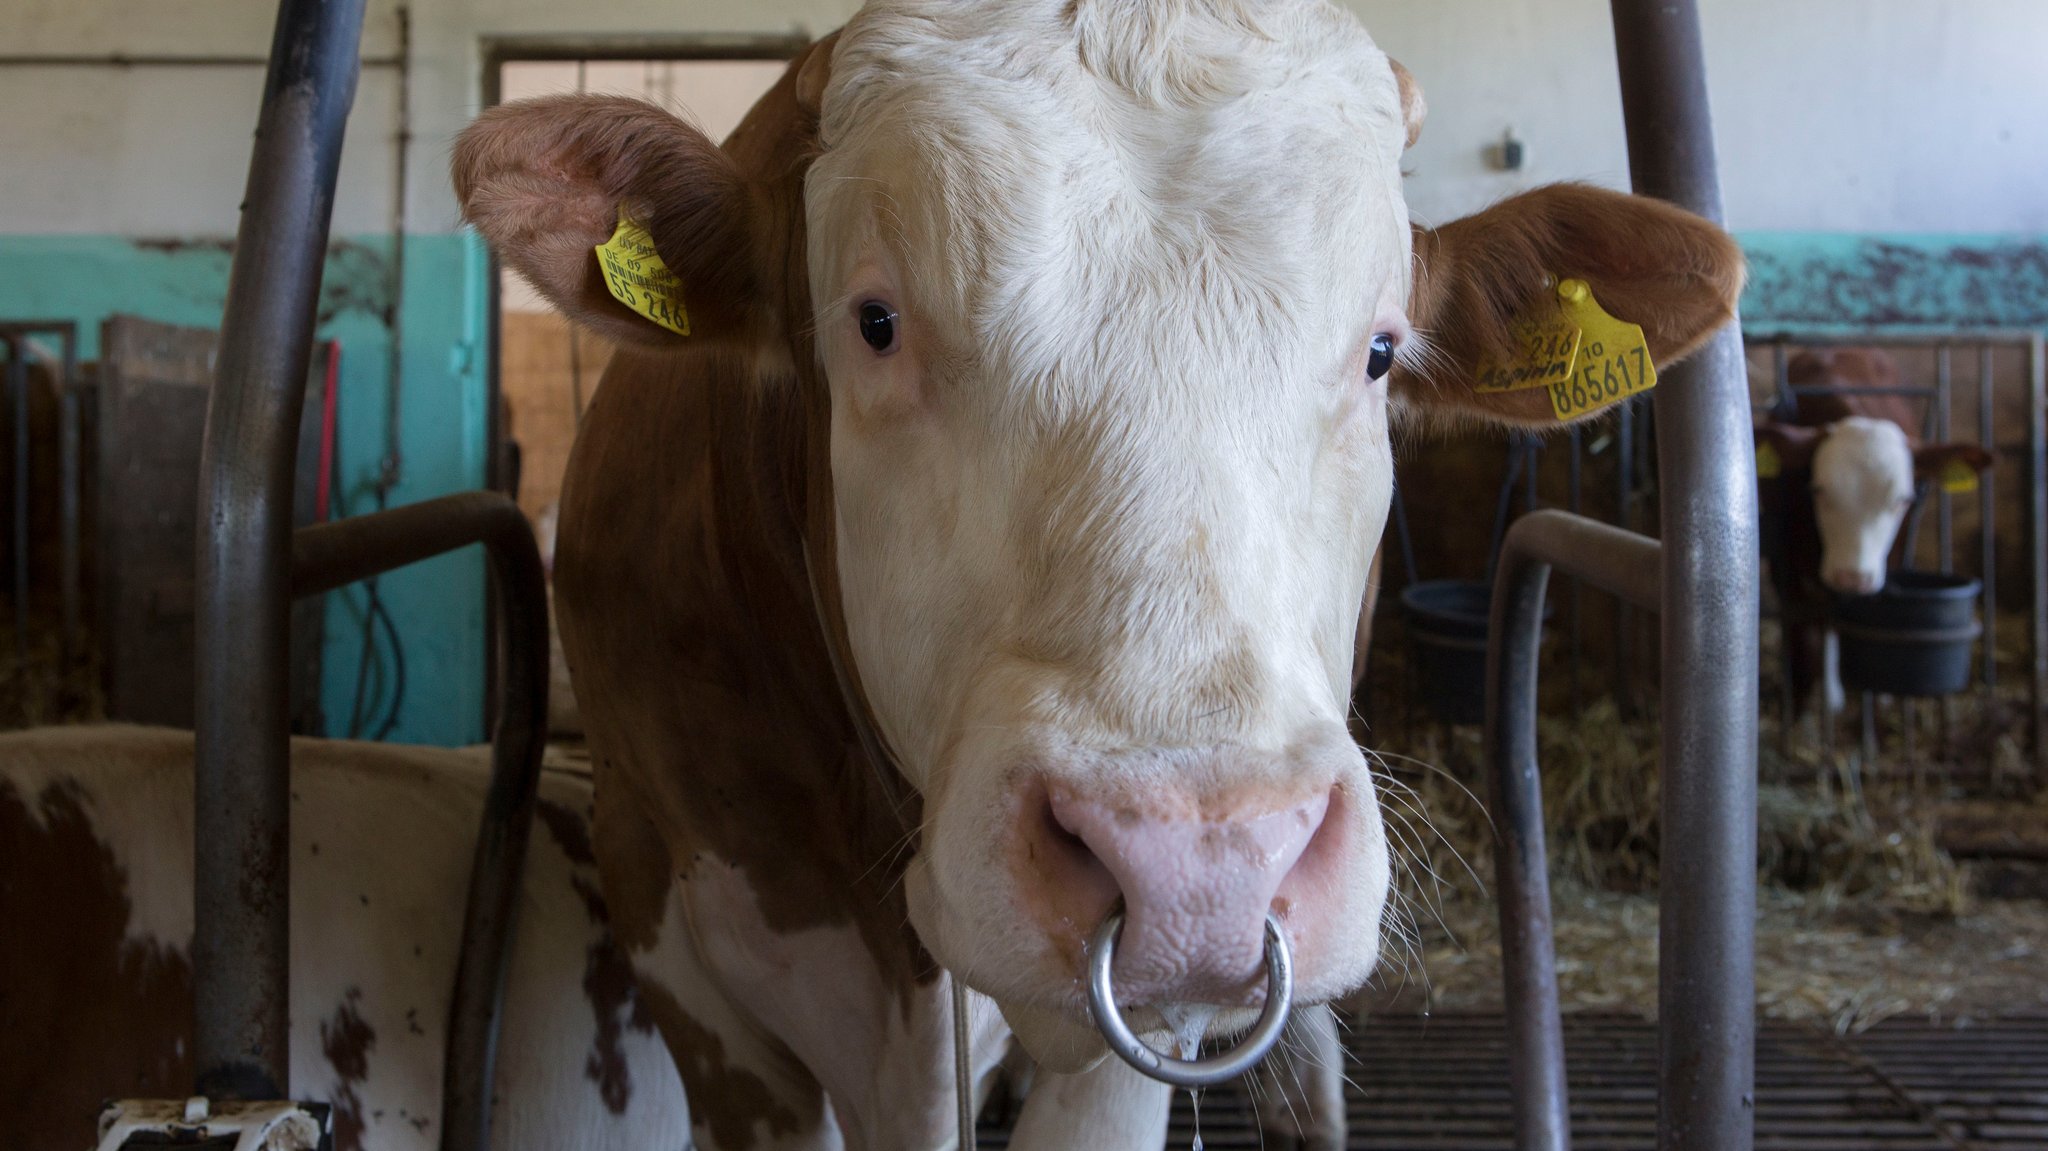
[{"xmin": 1755, "ymin": 349, "xmax": 1992, "ymax": 711}]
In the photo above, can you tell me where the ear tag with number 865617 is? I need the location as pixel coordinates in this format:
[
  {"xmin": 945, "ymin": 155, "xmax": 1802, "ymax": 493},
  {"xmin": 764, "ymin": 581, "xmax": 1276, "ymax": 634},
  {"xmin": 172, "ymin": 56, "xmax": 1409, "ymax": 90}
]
[{"xmin": 1474, "ymin": 278, "xmax": 1656, "ymax": 420}]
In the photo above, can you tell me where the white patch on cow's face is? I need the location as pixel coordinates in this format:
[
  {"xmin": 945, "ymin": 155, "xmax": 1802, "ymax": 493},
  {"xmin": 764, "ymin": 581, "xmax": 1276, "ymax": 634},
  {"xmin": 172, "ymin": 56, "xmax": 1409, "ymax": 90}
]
[
  {"xmin": 808, "ymin": 0, "xmax": 1402, "ymax": 1020},
  {"xmin": 1811, "ymin": 416, "xmax": 1916, "ymax": 594}
]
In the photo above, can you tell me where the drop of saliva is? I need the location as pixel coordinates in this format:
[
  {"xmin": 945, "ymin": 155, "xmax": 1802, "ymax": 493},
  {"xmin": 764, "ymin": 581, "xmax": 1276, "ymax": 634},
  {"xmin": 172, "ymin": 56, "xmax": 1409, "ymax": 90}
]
[
  {"xmin": 1155, "ymin": 1004, "xmax": 1216, "ymax": 1151},
  {"xmin": 1156, "ymin": 1003, "xmax": 1217, "ymax": 1061}
]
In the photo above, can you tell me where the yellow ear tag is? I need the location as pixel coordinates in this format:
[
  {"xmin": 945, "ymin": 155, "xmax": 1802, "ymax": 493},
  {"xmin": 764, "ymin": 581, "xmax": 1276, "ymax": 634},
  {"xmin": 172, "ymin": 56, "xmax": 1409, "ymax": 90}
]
[
  {"xmin": 594, "ymin": 211, "xmax": 691, "ymax": 336},
  {"xmin": 1756, "ymin": 441, "xmax": 1782, "ymax": 479},
  {"xmin": 1540, "ymin": 279, "xmax": 1657, "ymax": 420},
  {"xmin": 1473, "ymin": 287, "xmax": 1582, "ymax": 395},
  {"xmin": 1939, "ymin": 459, "xmax": 1980, "ymax": 494}
]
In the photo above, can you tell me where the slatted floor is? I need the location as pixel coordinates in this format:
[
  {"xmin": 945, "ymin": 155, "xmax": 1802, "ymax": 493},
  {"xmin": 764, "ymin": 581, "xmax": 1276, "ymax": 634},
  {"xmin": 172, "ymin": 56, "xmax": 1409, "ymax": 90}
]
[{"xmin": 978, "ymin": 1014, "xmax": 2048, "ymax": 1149}]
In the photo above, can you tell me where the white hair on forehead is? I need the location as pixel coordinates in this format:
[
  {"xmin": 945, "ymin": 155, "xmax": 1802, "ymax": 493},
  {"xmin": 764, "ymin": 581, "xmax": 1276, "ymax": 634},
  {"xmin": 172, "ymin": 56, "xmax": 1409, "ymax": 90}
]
[
  {"xmin": 808, "ymin": 0, "xmax": 1412, "ymax": 414},
  {"xmin": 1815, "ymin": 416, "xmax": 1914, "ymax": 501}
]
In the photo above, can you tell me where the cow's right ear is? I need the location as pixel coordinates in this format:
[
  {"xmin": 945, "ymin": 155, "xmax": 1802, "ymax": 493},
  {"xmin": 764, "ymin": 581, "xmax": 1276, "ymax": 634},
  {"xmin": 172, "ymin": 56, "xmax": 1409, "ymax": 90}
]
[
  {"xmin": 453, "ymin": 95, "xmax": 763, "ymax": 348},
  {"xmin": 1754, "ymin": 421, "xmax": 1822, "ymax": 472}
]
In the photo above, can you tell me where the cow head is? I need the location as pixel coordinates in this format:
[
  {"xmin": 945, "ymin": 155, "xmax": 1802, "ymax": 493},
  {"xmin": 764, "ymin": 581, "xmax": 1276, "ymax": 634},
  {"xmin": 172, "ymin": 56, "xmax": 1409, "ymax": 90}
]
[
  {"xmin": 456, "ymin": 0, "xmax": 1742, "ymax": 1059},
  {"xmin": 1757, "ymin": 350, "xmax": 1993, "ymax": 594}
]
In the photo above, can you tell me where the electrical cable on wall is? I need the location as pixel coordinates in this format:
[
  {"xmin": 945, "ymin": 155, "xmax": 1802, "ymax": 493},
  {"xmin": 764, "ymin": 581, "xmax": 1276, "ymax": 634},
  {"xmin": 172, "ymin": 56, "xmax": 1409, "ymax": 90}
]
[{"xmin": 346, "ymin": 1, "xmax": 413, "ymax": 740}]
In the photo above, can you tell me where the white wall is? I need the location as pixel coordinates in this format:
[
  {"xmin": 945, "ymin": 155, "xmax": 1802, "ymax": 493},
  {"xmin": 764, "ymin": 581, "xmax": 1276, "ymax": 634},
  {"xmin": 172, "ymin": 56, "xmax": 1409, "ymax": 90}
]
[
  {"xmin": 1, "ymin": 0, "xmax": 2043, "ymax": 238},
  {"xmin": 1357, "ymin": 0, "xmax": 2048, "ymax": 232}
]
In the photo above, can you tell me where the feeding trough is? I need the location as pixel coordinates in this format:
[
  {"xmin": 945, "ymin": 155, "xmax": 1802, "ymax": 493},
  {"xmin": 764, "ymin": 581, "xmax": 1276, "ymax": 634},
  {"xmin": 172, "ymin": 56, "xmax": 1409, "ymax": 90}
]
[
  {"xmin": 1834, "ymin": 570, "xmax": 1983, "ymax": 697},
  {"xmin": 1403, "ymin": 578, "xmax": 1552, "ymax": 726},
  {"xmin": 1403, "ymin": 579, "xmax": 1492, "ymax": 725}
]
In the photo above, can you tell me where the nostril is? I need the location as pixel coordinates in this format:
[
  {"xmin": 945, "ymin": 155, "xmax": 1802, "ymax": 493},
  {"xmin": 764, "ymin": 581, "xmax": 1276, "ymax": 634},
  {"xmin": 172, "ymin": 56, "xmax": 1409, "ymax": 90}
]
[
  {"xmin": 1040, "ymin": 793, "xmax": 1096, "ymax": 866},
  {"xmin": 1023, "ymin": 785, "xmax": 1121, "ymax": 929}
]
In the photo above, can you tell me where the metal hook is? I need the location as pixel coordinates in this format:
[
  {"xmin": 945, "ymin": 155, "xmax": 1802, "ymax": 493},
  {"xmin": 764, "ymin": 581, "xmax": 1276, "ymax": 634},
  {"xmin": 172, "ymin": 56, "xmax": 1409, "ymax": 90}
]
[{"xmin": 1084, "ymin": 911, "xmax": 1294, "ymax": 1088}]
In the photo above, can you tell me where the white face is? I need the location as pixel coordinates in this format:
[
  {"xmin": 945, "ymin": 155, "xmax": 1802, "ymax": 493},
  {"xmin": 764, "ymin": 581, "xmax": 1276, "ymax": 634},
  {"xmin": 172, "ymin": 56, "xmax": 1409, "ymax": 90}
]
[
  {"xmin": 1811, "ymin": 416, "xmax": 1916, "ymax": 594},
  {"xmin": 808, "ymin": 0, "xmax": 1406, "ymax": 1028}
]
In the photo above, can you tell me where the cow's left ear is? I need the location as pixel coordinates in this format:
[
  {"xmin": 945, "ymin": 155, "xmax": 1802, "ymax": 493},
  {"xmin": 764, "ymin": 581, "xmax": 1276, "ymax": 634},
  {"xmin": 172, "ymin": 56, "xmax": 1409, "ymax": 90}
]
[
  {"xmin": 1913, "ymin": 442, "xmax": 1996, "ymax": 480},
  {"xmin": 1394, "ymin": 182, "xmax": 1745, "ymax": 427},
  {"xmin": 1755, "ymin": 421, "xmax": 1822, "ymax": 471}
]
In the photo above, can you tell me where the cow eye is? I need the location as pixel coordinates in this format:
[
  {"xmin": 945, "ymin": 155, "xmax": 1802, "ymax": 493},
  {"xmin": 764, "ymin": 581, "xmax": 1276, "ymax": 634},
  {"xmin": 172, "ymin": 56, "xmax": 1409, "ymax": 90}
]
[
  {"xmin": 1366, "ymin": 333, "xmax": 1397, "ymax": 381},
  {"xmin": 858, "ymin": 301, "xmax": 899, "ymax": 354}
]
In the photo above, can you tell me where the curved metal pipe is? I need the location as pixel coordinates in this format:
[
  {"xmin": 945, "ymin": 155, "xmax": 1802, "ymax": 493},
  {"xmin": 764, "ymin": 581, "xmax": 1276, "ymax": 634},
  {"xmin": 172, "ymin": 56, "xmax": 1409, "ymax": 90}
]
[
  {"xmin": 1488, "ymin": 510, "xmax": 1661, "ymax": 1151},
  {"xmin": 293, "ymin": 491, "xmax": 549, "ymax": 1151},
  {"xmin": 192, "ymin": 0, "xmax": 365, "ymax": 1102}
]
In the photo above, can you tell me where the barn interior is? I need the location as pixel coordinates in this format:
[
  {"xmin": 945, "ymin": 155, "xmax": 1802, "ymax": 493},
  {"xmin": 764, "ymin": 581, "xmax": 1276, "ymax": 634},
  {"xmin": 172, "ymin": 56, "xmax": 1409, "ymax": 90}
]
[{"xmin": 2, "ymin": 1, "xmax": 2045, "ymax": 1149}]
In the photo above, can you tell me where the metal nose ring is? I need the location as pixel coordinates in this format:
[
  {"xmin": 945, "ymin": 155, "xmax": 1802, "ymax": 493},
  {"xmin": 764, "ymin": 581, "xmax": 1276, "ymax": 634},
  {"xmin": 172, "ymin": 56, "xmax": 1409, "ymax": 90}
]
[{"xmin": 1084, "ymin": 910, "xmax": 1295, "ymax": 1088}]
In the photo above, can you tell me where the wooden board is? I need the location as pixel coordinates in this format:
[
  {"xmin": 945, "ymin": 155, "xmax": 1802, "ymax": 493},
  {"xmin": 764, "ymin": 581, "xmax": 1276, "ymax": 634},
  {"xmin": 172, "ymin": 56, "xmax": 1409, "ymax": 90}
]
[{"xmin": 97, "ymin": 316, "xmax": 325, "ymax": 730}]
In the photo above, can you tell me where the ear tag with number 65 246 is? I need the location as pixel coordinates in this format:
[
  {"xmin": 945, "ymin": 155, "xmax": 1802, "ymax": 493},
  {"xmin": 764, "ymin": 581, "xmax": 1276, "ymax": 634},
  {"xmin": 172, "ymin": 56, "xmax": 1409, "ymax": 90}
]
[
  {"xmin": 594, "ymin": 210, "xmax": 691, "ymax": 337},
  {"xmin": 1475, "ymin": 278, "xmax": 1656, "ymax": 421}
]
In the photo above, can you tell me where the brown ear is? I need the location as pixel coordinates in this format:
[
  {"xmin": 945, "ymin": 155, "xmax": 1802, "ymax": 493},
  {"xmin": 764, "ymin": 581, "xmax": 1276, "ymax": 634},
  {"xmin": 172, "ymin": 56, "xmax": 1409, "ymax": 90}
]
[
  {"xmin": 1755, "ymin": 421, "xmax": 1822, "ymax": 471},
  {"xmin": 1913, "ymin": 442, "xmax": 1996, "ymax": 479},
  {"xmin": 795, "ymin": 29, "xmax": 839, "ymax": 115},
  {"xmin": 1394, "ymin": 183, "xmax": 1745, "ymax": 428},
  {"xmin": 1389, "ymin": 59, "xmax": 1426, "ymax": 150},
  {"xmin": 453, "ymin": 94, "xmax": 764, "ymax": 348}
]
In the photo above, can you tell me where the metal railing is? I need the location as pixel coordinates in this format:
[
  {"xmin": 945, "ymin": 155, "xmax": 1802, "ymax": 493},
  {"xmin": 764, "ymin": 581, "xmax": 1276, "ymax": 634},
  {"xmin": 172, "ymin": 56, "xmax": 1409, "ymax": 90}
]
[
  {"xmin": 187, "ymin": 1, "xmax": 546, "ymax": 1150},
  {"xmin": 1484, "ymin": 4, "xmax": 1762, "ymax": 1150},
  {"xmin": 1751, "ymin": 329, "xmax": 2048, "ymax": 769}
]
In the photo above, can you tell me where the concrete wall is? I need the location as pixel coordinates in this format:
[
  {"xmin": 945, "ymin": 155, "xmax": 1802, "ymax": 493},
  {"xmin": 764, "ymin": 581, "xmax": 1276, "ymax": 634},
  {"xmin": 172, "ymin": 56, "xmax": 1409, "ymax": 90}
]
[{"xmin": 2, "ymin": 0, "xmax": 2043, "ymax": 742}]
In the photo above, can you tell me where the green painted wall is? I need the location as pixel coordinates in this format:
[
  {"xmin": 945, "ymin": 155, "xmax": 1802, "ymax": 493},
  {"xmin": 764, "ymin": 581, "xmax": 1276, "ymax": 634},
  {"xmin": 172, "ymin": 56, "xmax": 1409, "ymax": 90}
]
[
  {"xmin": 1739, "ymin": 233, "xmax": 2048, "ymax": 332},
  {"xmin": 0, "ymin": 231, "xmax": 490, "ymax": 746}
]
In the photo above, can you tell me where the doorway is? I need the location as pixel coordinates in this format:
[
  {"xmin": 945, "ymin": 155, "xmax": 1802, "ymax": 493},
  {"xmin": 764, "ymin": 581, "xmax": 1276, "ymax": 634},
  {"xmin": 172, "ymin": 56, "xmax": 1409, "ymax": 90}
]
[{"xmin": 483, "ymin": 41, "xmax": 797, "ymax": 735}]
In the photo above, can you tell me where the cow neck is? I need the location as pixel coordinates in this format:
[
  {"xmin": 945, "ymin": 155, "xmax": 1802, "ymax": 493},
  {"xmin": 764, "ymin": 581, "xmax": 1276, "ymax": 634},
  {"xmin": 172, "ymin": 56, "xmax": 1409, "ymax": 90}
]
[
  {"xmin": 721, "ymin": 44, "xmax": 937, "ymax": 988},
  {"xmin": 736, "ymin": 41, "xmax": 921, "ymax": 845}
]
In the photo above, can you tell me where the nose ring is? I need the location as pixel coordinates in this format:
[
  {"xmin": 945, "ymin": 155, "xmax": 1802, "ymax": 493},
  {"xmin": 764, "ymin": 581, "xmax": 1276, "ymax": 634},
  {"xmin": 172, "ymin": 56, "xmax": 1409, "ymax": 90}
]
[{"xmin": 1084, "ymin": 910, "xmax": 1294, "ymax": 1087}]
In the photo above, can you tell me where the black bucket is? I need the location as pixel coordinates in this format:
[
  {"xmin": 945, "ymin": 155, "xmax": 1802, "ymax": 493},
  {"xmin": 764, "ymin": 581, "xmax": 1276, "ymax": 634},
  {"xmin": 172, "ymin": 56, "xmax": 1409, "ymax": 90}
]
[
  {"xmin": 1401, "ymin": 579, "xmax": 1496, "ymax": 726},
  {"xmin": 1833, "ymin": 570, "xmax": 1982, "ymax": 697}
]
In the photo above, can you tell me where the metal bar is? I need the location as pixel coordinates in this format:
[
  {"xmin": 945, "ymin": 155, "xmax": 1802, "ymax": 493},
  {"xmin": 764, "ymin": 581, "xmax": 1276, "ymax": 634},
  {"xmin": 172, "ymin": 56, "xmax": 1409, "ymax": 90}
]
[
  {"xmin": 2031, "ymin": 334, "xmax": 2046, "ymax": 773},
  {"xmin": 1568, "ymin": 427, "xmax": 1583, "ymax": 713},
  {"xmin": 1936, "ymin": 347, "xmax": 1952, "ymax": 572},
  {"xmin": 1980, "ymin": 345, "xmax": 1998, "ymax": 689},
  {"xmin": 478, "ymin": 31, "xmax": 812, "ymax": 67},
  {"xmin": 1780, "ymin": 383, "xmax": 1942, "ymax": 400},
  {"xmin": 60, "ymin": 385, "xmax": 81, "ymax": 664},
  {"xmin": 953, "ymin": 978, "xmax": 976, "ymax": 1151},
  {"xmin": 1774, "ymin": 344, "xmax": 1796, "ymax": 756},
  {"xmin": 1484, "ymin": 438, "xmax": 1529, "ymax": 584},
  {"xmin": 292, "ymin": 491, "xmax": 547, "ymax": 1151},
  {"xmin": 0, "ymin": 53, "xmax": 399, "ymax": 67},
  {"xmin": 7, "ymin": 341, "xmax": 26, "ymax": 663},
  {"xmin": 1489, "ymin": 510, "xmax": 1662, "ymax": 1151},
  {"xmin": 1749, "ymin": 328, "xmax": 2045, "ymax": 345},
  {"xmin": 192, "ymin": 0, "xmax": 365, "ymax": 1102},
  {"xmin": 1616, "ymin": 400, "xmax": 1636, "ymax": 711},
  {"xmin": 1609, "ymin": 5, "xmax": 1760, "ymax": 1151}
]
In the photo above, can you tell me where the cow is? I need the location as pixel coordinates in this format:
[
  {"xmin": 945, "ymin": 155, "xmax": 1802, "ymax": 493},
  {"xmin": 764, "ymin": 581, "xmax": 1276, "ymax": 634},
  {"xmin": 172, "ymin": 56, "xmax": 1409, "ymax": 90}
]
[
  {"xmin": 1754, "ymin": 348, "xmax": 1993, "ymax": 712},
  {"xmin": 453, "ymin": 2, "xmax": 1744, "ymax": 1146},
  {"xmin": 0, "ymin": 725, "xmax": 686, "ymax": 1151}
]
